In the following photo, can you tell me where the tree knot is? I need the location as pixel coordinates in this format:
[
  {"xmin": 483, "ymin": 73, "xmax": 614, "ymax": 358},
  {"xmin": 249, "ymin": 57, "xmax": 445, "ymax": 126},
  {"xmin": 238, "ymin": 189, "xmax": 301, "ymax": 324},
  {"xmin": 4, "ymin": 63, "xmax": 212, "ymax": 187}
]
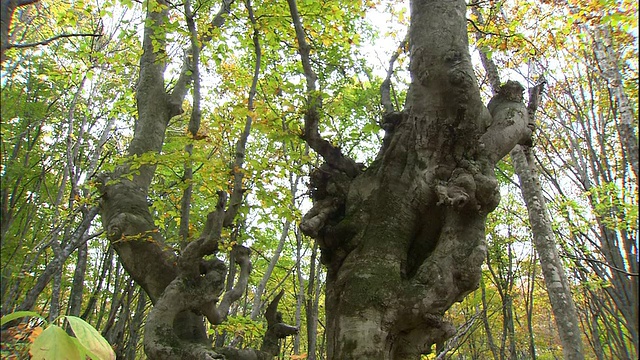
[
  {"xmin": 300, "ymin": 163, "xmax": 351, "ymax": 238},
  {"xmin": 434, "ymin": 169, "xmax": 478, "ymax": 212}
]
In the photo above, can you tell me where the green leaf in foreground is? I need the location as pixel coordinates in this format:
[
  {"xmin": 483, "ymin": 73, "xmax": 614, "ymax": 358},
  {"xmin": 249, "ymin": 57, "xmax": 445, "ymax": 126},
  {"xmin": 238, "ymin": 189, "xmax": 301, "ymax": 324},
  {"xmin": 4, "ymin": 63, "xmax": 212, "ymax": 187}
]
[
  {"xmin": 30, "ymin": 325, "xmax": 82, "ymax": 360},
  {"xmin": 66, "ymin": 315, "xmax": 116, "ymax": 360},
  {"xmin": 0, "ymin": 311, "xmax": 46, "ymax": 326}
]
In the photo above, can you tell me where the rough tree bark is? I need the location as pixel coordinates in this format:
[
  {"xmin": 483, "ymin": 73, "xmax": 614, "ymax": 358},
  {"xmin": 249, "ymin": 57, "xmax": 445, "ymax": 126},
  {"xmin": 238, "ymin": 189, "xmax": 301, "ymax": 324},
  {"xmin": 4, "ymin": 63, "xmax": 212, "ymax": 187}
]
[
  {"xmin": 290, "ymin": 0, "xmax": 533, "ymax": 358},
  {"xmin": 0, "ymin": 0, "xmax": 39, "ymax": 63}
]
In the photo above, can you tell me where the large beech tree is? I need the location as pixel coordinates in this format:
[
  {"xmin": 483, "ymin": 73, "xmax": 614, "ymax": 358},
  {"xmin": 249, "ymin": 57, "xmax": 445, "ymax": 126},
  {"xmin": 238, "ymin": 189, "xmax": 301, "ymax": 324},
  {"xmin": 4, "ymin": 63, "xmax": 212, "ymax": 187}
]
[
  {"xmin": 295, "ymin": 0, "xmax": 532, "ymax": 358},
  {"xmin": 96, "ymin": 0, "xmax": 531, "ymax": 358}
]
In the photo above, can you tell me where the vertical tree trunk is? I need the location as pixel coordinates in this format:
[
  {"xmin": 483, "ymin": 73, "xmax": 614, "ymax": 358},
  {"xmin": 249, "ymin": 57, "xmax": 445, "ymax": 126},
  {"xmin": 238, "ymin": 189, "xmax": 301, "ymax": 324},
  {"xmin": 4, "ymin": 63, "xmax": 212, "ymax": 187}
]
[
  {"xmin": 524, "ymin": 252, "xmax": 537, "ymax": 359},
  {"xmin": 125, "ymin": 289, "xmax": 147, "ymax": 360},
  {"xmin": 94, "ymin": 256, "xmax": 116, "ymax": 330},
  {"xmin": 470, "ymin": 5, "xmax": 587, "ymax": 356},
  {"xmin": 48, "ymin": 269, "xmax": 62, "ymax": 322},
  {"xmin": 250, "ymin": 222, "xmax": 289, "ymax": 321},
  {"xmin": 107, "ymin": 282, "xmax": 134, "ymax": 359},
  {"xmin": 81, "ymin": 245, "xmax": 113, "ymax": 321},
  {"xmin": 511, "ymin": 146, "xmax": 586, "ymax": 360},
  {"xmin": 294, "ymin": 229, "xmax": 304, "ymax": 355},
  {"xmin": 14, "ymin": 207, "xmax": 98, "ymax": 314},
  {"xmin": 504, "ymin": 293, "xmax": 516, "ymax": 360},
  {"xmin": 67, "ymin": 240, "xmax": 88, "ymax": 316},
  {"xmin": 305, "ymin": 242, "xmax": 320, "ymax": 360},
  {"xmin": 585, "ymin": 300, "xmax": 606, "ymax": 360},
  {"xmin": 480, "ymin": 278, "xmax": 499, "ymax": 360},
  {"xmin": 592, "ymin": 28, "xmax": 639, "ymax": 180}
]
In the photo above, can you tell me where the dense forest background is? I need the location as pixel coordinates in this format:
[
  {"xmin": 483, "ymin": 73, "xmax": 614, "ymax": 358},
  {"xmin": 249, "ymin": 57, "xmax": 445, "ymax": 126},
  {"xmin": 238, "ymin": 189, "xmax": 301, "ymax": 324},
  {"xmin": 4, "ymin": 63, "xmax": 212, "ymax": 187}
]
[{"xmin": 1, "ymin": 0, "xmax": 637, "ymax": 359}]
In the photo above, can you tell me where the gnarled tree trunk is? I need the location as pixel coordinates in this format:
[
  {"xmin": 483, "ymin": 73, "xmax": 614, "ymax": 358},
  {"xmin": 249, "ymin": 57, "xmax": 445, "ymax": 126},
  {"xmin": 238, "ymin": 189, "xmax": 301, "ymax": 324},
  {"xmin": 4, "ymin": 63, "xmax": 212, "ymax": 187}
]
[
  {"xmin": 97, "ymin": 0, "xmax": 297, "ymax": 358},
  {"xmin": 292, "ymin": 0, "xmax": 533, "ymax": 358}
]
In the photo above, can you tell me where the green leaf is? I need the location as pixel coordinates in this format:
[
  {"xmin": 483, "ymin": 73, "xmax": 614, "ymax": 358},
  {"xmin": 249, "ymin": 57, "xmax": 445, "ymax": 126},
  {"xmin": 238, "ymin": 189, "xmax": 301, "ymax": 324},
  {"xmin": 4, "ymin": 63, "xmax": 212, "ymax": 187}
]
[
  {"xmin": 1, "ymin": 311, "xmax": 46, "ymax": 326},
  {"xmin": 30, "ymin": 325, "xmax": 82, "ymax": 360},
  {"xmin": 66, "ymin": 316, "xmax": 116, "ymax": 360}
]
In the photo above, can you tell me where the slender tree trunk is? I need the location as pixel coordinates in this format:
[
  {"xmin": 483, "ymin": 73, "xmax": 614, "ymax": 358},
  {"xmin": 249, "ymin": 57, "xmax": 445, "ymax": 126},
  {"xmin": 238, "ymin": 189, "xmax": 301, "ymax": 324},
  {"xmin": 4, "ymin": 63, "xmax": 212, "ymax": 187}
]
[
  {"xmin": 592, "ymin": 28, "xmax": 639, "ymax": 180},
  {"xmin": 470, "ymin": 6, "xmax": 586, "ymax": 357},
  {"xmin": 480, "ymin": 277, "xmax": 500, "ymax": 360},
  {"xmin": 125, "ymin": 289, "xmax": 147, "ymax": 360},
  {"xmin": 511, "ymin": 146, "xmax": 585, "ymax": 360},
  {"xmin": 94, "ymin": 257, "xmax": 115, "ymax": 331},
  {"xmin": 294, "ymin": 229, "xmax": 304, "ymax": 355},
  {"xmin": 250, "ymin": 221, "xmax": 290, "ymax": 321},
  {"xmin": 81, "ymin": 246, "xmax": 113, "ymax": 321},
  {"xmin": 504, "ymin": 293, "xmax": 516, "ymax": 360},
  {"xmin": 14, "ymin": 207, "xmax": 98, "ymax": 314},
  {"xmin": 107, "ymin": 282, "xmax": 134, "ymax": 359},
  {"xmin": 67, "ymin": 240, "xmax": 88, "ymax": 316},
  {"xmin": 524, "ymin": 253, "xmax": 537, "ymax": 359},
  {"xmin": 104, "ymin": 289, "xmax": 125, "ymax": 340},
  {"xmin": 306, "ymin": 242, "xmax": 320, "ymax": 360},
  {"xmin": 590, "ymin": 319, "xmax": 605, "ymax": 360},
  {"xmin": 48, "ymin": 269, "xmax": 62, "ymax": 322}
]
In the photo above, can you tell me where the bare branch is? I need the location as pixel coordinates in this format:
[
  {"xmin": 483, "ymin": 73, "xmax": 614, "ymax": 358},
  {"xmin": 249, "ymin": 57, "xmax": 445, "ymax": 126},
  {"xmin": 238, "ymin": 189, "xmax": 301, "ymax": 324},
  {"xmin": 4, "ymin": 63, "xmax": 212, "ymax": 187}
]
[
  {"xmin": 466, "ymin": 16, "xmax": 541, "ymax": 60},
  {"xmin": 8, "ymin": 32, "xmax": 102, "ymax": 49},
  {"xmin": 563, "ymin": 252, "xmax": 639, "ymax": 277}
]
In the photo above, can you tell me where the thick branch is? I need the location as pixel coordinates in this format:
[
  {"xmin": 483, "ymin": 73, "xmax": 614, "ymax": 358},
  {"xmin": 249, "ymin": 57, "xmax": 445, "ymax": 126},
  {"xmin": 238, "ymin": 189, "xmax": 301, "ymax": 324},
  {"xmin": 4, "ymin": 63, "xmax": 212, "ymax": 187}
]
[
  {"xmin": 143, "ymin": 267, "xmax": 226, "ymax": 360},
  {"xmin": 380, "ymin": 33, "xmax": 408, "ymax": 115},
  {"xmin": 101, "ymin": 0, "xmax": 238, "ymax": 304},
  {"xmin": 480, "ymin": 81, "xmax": 532, "ymax": 166},
  {"xmin": 97, "ymin": 173, "xmax": 178, "ymax": 303},
  {"xmin": 286, "ymin": 0, "xmax": 360, "ymax": 177},
  {"xmin": 214, "ymin": 245, "xmax": 252, "ymax": 322},
  {"xmin": 260, "ymin": 290, "xmax": 298, "ymax": 355},
  {"xmin": 178, "ymin": 193, "xmax": 227, "ymax": 279}
]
